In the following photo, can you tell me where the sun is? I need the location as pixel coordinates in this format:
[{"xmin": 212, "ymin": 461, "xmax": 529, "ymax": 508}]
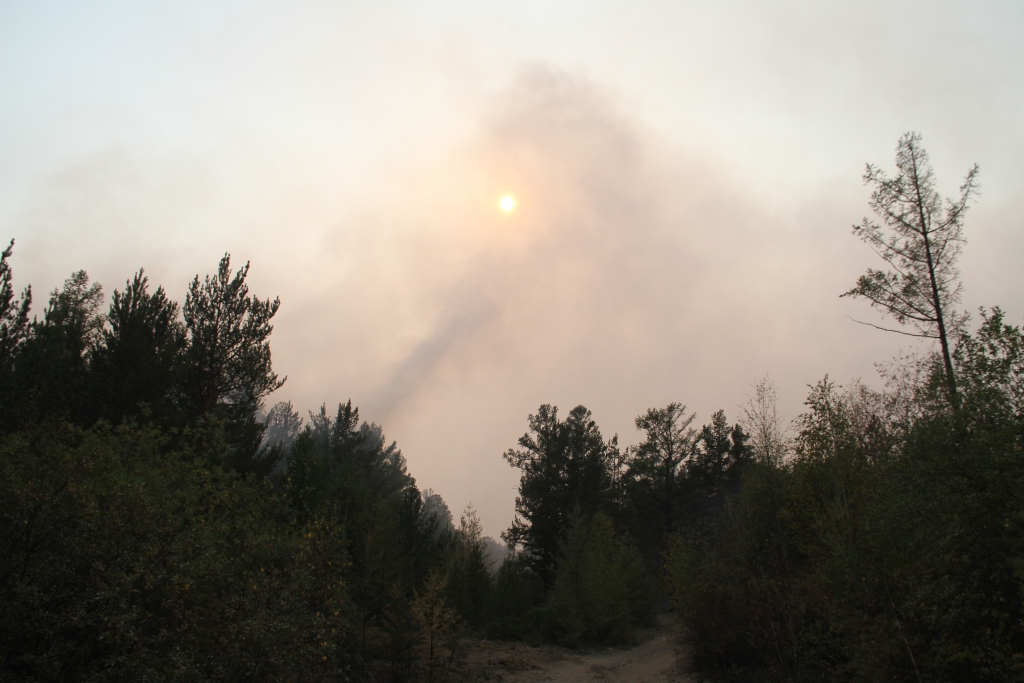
[{"xmin": 499, "ymin": 195, "xmax": 516, "ymax": 213}]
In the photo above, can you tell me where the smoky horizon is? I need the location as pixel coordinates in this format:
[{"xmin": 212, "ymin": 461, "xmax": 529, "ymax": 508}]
[{"xmin": 3, "ymin": 1, "xmax": 1023, "ymax": 538}]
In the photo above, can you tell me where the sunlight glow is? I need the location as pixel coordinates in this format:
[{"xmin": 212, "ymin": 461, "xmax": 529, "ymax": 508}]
[{"xmin": 499, "ymin": 195, "xmax": 516, "ymax": 213}]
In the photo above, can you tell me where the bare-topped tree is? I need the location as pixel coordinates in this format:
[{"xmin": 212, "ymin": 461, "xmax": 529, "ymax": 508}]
[{"xmin": 843, "ymin": 133, "xmax": 979, "ymax": 400}]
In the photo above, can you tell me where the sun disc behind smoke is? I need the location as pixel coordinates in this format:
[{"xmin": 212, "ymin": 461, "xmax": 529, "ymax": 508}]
[{"xmin": 499, "ymin": 195, "xmax": 516, "ymax": 213}]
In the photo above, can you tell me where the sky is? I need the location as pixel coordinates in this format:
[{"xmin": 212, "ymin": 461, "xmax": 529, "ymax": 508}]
[{"xmin": 2, "ymin": 0, "xmax": 1023, "ymax": 538}]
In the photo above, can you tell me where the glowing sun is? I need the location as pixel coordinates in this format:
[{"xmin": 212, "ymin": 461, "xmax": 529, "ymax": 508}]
[{"xmin": 499, "ymin": 195, "xmax": 516, "ymax": 213}]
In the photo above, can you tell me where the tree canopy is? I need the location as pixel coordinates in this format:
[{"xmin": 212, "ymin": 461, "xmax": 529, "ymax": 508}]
[{"xmin": 503, "ymin": 404, "xmax": 617, "ymax": 585}]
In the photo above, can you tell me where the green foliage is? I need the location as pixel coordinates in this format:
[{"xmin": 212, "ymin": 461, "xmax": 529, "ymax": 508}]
[
  {"xmin": 0, "ymin": 249, "xmax": 497, "ymax": 681},
  {"xmin": 282, "ymin": 427, "xmax": 326, "ymax": 513},
  {"xmin": 0, "ymin": 423, "xmax": 355, "ymax": 681},
  {"xmin": 0, "ymin": 240, "xmax": 32, "ymax": 432},
  {"xmin": 181, "ymin": 253, "xmax": 285, "ymax": 475},
  {"xmin": 954, "ymin": 306, "xmax": 1024, "ymax": 421},
  {"xmin": 411, "ymin": 572, "xmax": 459, "ymax": 682},
  {"xmin": 663, "ymin": 533, "xmax": 763, "ymax": 671},
  {"xmin": 90, "ymin": 269, "xmax": 185, "ymax": 426},
  {"xmin": 665, "ymin": 327, "xmax": 1024, "ymax": 681},
  {"xmin": 486, "ymin": 553, "xmax": 545, "ymax": 640},
  {"xmin": 181, "ymin": 253, "xmax": 284, "ymax": 417},
  {"xmin": 691, "ymin": 409, "xmax": 751, "ymax": 486},
  {"xmin": 667, "ymin": 379, "xmax": 889, "ymax": 679},
  {"xmin": 0, "ymin": 409, "xmax": 453, "ymax": 681},
  {"xmin": 444, "ymin": 506, "xmax": 493, "ymax": 628},
  {"xmin": 622, "ymin": 405, "xmax": 750, "ymax": 564},
  {"xmin": 0, "ymin": 250, "xmax": 286, "ymax": 467},
  {"xmin": 263, "ymin": 400, "xmax": 303, "ymax": 449},
  {"xmin": 625, "ymin": 403, "xmax": 697, "ymax": 538},
  {"xmin": 546, "ymin": 510, "xmax": 649, "ymax": 646},
  {"xmin": 503, "ymin": 404, "xmax": 618, "ymax": 585},
  {"xmin": 8, "ymin": 271, "xmax": 104, "ymax": 427},
  {"xmin": 0, "ymin": 239, "xmax": 31, "ymax": 374},
  {"xmin": 12, "ymin": 237, "xmax": 1019, "ymax": 681}
]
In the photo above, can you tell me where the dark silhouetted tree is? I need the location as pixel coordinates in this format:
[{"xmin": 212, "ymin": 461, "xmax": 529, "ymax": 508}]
[
  {"xmin": 331, "ymin": 399, "xmax": 364, "ymax": 463},
  {"xmin": 91, "ymin": 269, "xmax": 185, "ymax": 425},
  {"xmin": 181, "ymin": 254, "xmax": 285, "ymax": 474},
  {"xmin": 306, "ymin": 400, "xmax": 362, "ymax": 464},
  {"xmin": 357, "ymin": 421, "xmax": 414, "ymax": 500},
  {"xmin": 548, "ymin": 510, "xmax": 647, "ymax": 645},
  {"xmin": 12, "ymin": 271, "xmax": 103, "ymax": 426},
  {"xmin": 0, "ymin": 240, "xmax": 30, "ymax": 373},
  {"xmin": 843, "ymin": 132, "xmax": 978, "ymax": 400},
  {"xmin": 445, "ymin": 505, "xmax": 493, "ymax": 627},
  {"xmin": 626, "ymin": 402, "xmax": 696, "ymax": 536},
  {"xmin": 0, "ymin": 240, "xmax": 31, "ymax": 429},
  {"xmin": 690, "ymin": 409, "xmax": 750, "ymax": 486},
  {"xmin": 503, "ymin": 405, "xmax": 616, "ymax": 585}
]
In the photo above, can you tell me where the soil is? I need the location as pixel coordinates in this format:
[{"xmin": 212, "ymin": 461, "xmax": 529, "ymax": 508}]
[{"xmin": 457, "ymin": 618, "xmax": 693, "ymax": 683}]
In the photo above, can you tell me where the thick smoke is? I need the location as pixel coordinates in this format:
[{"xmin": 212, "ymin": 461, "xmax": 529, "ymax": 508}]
[
  {"xmin": 7, "ymin": 65, "xmax": 1021, "ymax": 537},
  {"xmin": 281, "ymin": 66, "xmax": 911, "ymax": 536}
]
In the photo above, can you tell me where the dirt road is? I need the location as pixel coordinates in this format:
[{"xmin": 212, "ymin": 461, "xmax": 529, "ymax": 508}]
[{"xmin": 465, "ymin": 625, "xmax": 692, "ymax": 683}]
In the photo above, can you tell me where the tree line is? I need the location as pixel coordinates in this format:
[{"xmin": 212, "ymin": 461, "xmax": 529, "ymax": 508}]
[
  {"xmin": 0, "ymin": 241, "xmax": 743, "ymax": 680},
  {"xmin": 663, "ymin": 134, "xmax": 1023, "ymax": 682},
  {"xmin": 1, "ymin": 133, "xmax": 1021, "ymax": 682}
]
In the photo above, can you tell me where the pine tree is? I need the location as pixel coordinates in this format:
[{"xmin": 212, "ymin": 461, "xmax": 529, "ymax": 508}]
[
  {"xmin": 503, "ymin": 405, "xmax": 616, "ymax": 585},
  {"xmin": 0, "ymin": 240, "xmax": 31, "ymax": 374},
  {"xmin": 11, "ymin": 271, "xmax": 103, "ymax": 426},
  {"xmin": 0, "ymin": 240, "xmax": 31, "ymax": 430},
  {"xmin": 181, "ymin": 254, "xmax": 285, "ymax": 474},
  {"xmin": 91, "ymin": 269, "xmax": 184, "ymax": 425},
  {"xmin": 626, "ymin": 403, "xmax": 696, "ymax": 535}
]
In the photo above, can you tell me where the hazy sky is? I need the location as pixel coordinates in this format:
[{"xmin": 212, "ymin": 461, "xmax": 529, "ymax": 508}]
[{"xmin": 3, "ymin": 0, "xmax": 1023, "ymax": 537}]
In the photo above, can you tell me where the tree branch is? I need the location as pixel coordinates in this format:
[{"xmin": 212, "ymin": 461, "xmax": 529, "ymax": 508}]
[{"xmin": 846, "ymin": 316, "xmax": 937, "ymax": 338}]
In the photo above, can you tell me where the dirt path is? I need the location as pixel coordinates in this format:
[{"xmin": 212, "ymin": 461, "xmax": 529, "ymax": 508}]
[{"xmin": 464, "ymin": 622, "xmax": 692, "ymax": 683}]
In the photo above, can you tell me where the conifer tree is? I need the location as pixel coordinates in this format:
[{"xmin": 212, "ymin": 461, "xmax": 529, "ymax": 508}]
[
  {"xmin": 503, "ymin": 405, "xmax": 616, "ymax": 585},
  {"xmin": 0, "ymin": 240, "xmax": 30, "ymax": 373},
  {"xmin": 0, "ymin": 240, "xmax": 31, "ymax": 429},
  {"xmin": 262, "ymin": 400, "xmax": 303, "ymax": 448},
  {"xmin": 12, "ymin": 271, "xmax": 103, "ymax": 425},
  {"xmin": 844, "ymin": 132, "xmax": 978, "ymax": 400},
  {"xmin": 91, "ymin": 269, "xmax": 184, "ymax": 425},
  {"xmin": 181, "ymin": 254, "xmax": 284, "ymax": 473},
  {"xmin": 627, "ymin": 403, "xmax": 696, "ymax": 535}
]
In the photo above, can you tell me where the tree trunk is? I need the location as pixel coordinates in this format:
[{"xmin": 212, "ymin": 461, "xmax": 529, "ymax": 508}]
[{"xmin": 909, "ymin": 147, "xmax": 958, "ymax": 401}]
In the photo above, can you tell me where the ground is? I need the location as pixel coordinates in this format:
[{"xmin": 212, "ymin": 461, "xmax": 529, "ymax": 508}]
[{"xmin": 456, "ymin": 618, "xmax": 693, "ymax": 683}]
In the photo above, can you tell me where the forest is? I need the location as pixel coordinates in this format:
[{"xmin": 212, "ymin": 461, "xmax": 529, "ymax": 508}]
[{"xmin": 1, "ymin": 134, "xmax": 1021, "ymax": 682}]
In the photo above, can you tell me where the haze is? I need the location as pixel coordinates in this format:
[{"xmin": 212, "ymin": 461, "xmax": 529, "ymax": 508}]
[{"xmin": 3, "ymin": 0, "xmax": 1023, "ymax": 538}]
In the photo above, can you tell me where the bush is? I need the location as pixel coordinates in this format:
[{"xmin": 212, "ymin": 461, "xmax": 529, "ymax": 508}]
[
  {"xmin": 0, "ymin": 423, "xmax": 355, "ymax": 681},
  {"xmin": 485, "ymin": 553, "xmax": 545, "ymax": 641},
  {"xmin": 664, "ymin": 330, "xmax": 1024, "ymax": 682},
  {"xmin": 546, "ymin": 510, "xmax": 649, "ymax": 645}
]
